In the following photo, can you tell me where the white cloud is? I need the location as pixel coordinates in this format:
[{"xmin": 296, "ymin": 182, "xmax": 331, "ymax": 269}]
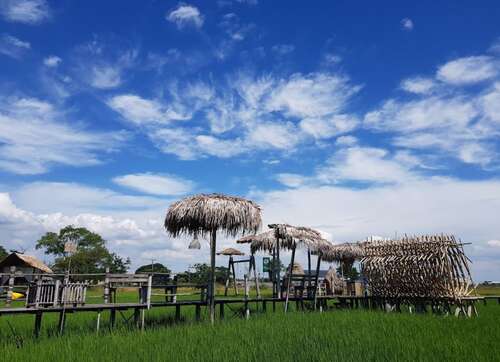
[
  {"xmin": 107, "ymin": 94, "xmax": 190, "ymax": 125},
  {"xmin": 247, "ymin": 122, "xmax": 301, "ymax": 150},
  {"xmin": 317, "ymin": 146, "xmax": 418, "ymax": 184},
  {"xmin": 275, "ymin": 173, "xmax": 308, "ymax": 188},
  {"xmin": 0, "ymin": 33, "xmax": 30, "ymax": 59},
  {"xmin": 253, "ymin": 177, "xmax": 500, "ymax": 280},
  {"xmin": 0, "ymin": 96, "xmax": 126, "ymax": 174},
  {"xmin": 113, "ymin": 173, "xmax": 195, "ymax": 196},
  {"xmin": 0, "ymin": 0, "xmax": 50, "ymax": 24},
  {"xmin": 300, "ymin": 114, "xmax": 358, "ymax": 139},
  {"xmin": 335, "ymin": 135, "xmax": 358, "ymax": 146},
  {"xmin": 437, "ymin": 56, "xmax": 499, "ymax": 85},
  {"xmin": 487, "ymin": 240, "xmax": 500, "ymax": 248},
  {"xmin": 266, "ymin": 73, "xmax": 361, "ymax": 118},
  {"xmin": 400, "ymin": 77, "xmax": 436, "ymax": 94},
  {"xmin": 166, "ymin": 4, "xmax": 204, "ymax": 29},
  {"xmin": 401, "ymin": 18, "xmax": 414, "ymax": 31},
  {"xmin": 89, "ymin": 65, "xmax": 122, "ymax": 89},
  {"xmin": 43, "ymin": 55, "xmax": 61, "ymax": 67}
]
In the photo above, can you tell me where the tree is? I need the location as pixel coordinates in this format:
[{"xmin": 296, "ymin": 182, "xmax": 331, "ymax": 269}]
[
  {"xmin": 178, "ymin": 263, "xmax": 229, "ymax": 285},
  {"xmin": 0, "ymin": 244, "xmax": 7, "ymax": 260},
  {"xmin": 135, "ymin": 263, "xmax": 171, "ymax": 284},
  {"xmin": 336, "ymin": 264, "xmax": 360, "ymax": 281},
  {"xmin": 36, "ymin": 226, "xmax": 130, "ymax": 275}
]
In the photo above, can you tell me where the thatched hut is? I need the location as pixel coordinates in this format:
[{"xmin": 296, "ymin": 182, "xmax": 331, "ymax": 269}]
[
  {"xmin": 0, "ymin": 253, "xmax": 53, "ymax": 285},
  {"xmin": 324, "ymin": 266, "xmax": 343, "ymax": 295},
  {"xmin": 165, "ymin": 193, "xmax": 261, "ymax": 323}
]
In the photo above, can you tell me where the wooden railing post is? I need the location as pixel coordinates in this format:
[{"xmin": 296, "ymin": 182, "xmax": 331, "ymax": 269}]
[
  {"xmin": 104, "ymin": 267, "xmax": 110, "ymax": 304},
  {"xmin": 5, "ymin": 266, "xmax": 16, "ymax": 307}
]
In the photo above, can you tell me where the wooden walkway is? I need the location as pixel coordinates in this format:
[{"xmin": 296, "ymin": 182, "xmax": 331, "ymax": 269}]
[{"xmin": 0, "ymin": 294, "xmax": 488, "ymax": 339}]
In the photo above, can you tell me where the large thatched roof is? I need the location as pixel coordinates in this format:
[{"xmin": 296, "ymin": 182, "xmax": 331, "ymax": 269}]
[
  {"xmin": 217, "ymin": 247, "xmax": 245, "ymax": 256},
  {"xmin": 0, "ymin": 253, "xmax": 53, "ymax": 274},
  {"xmin": 320, "ymin": 242, "xmax": 366, "ymax": 263},
  {"xmin": 286, "ymin": 262, "xmax": 305, "ymax": 276},
  {"xmin": 165, "ymin": 193, "xmax": 262, "ymax": 237}
]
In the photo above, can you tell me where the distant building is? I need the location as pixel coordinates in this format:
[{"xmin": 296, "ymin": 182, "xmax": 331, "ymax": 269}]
[{"xmin": 0, "ymin": 253, "xmax": 53, "ymax": 285}]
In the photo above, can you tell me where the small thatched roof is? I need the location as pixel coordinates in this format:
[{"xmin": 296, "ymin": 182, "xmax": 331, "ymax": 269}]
[
  {"xmin": 237, "ymin": 230, "xmax": 277, "ymax": 254},
  {"xmin": 217, "ymin": 247, "xmax": 245, "ymax": 256},
  {"xmin": 286, "ymin": 262, "xmax": 305, "ymax": 276},
  {"xmin": 269, "ymin": 223, "xmax": 331, "ymax": 253},
  {"xmin": 320, "ymin": 242, "xmax": 366, "ymax": 263},
  {"xmin": 0, "ymin": 253, "xmax": 53, "ymax": 274},
  {"xmin": 165, "ymin": 193, "xmax": 262, "ymax": 237}
]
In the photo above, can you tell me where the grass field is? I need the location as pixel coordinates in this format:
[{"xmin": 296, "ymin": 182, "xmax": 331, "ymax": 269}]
[{"xmin": 1, "ymin": 286, "xmax": 499, "ymax": 361}]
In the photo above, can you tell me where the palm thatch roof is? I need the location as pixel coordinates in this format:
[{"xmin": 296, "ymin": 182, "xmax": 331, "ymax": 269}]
[
  {"xmin": 0, "ymin": 253, "xmax": 53, "ymax": 274},
  {"xmin": 319, "ymin": 242, "xmax": 366, "ymax": 263},
  {"xmin": 236, "ymin": 230, "xmax": 277, "ymax": 254},
  {"xmin": 268, "ymin": 223, "xmax": 332, "ymax": 252},
  {"xmin": 165, "ymin": 193, "xmax": 262, "ymax": 237},
  {"xmin": 217, "ymin": 247, "xmax": 245, "ymax": 256},
  {"xmin": 324, "ymin": 266, "xmax": 343, "ymax": 295}
]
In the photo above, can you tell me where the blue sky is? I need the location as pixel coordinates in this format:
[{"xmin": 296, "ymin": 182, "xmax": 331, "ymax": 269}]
[{"xmin": 1, "ymin": 0, "xmax": 500, "ymax": 280}]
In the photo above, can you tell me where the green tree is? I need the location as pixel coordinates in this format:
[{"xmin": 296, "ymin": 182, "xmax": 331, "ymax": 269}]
[
  {"xmin": 180, "ymin": 263, "xmax": 229, "ymax": 285},
  {"xmin": 337, "ymin": 265, "xmax": 359, "ymax": 281},
  {"xmin": 135, "ymin": 263, "xmax": 171, "ymax": 284},
  {"xmin": 36, "ymin": 225, "xmax": 130, "ymax": 275},
  {"xmin": 0, "ymin": 244, "xmax": 8, "ymax": 260}
]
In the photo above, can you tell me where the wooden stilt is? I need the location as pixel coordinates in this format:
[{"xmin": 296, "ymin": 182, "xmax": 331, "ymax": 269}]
[
  {"xmin": 33, "ymin": 311, "xmax": 43, "ymax": 338},
  {"xmin": 110, "ymin": 308, "xmax": 116, "ymax": 328},
  {"xmin": 96, "ymin": 311, "xmax": 101, "ymax": 333},
  {"xmin": 276, "ymin": 239, "xmax": 281, "ymax": 299},
  {"xmin": 58, "ymin": 311, "xmax": 66, "ymax": 335},
  {"xmin": 195, "ymin": 304, "xmax": 201, "ymax": 321},
  {"xmin": 209, "ymin": 230, "xmax": 217, "ymax": 324},
  {"xmin": 231, "ymin": 257, "xmax": 238, "ymax": 296},
  {"xmin": 224, "ymin": 257, "xmax": 231, "ymax": 296},
  {"xmin": 134, "ymin": 308, "xmax": 140, "ymax": 327},
  {"xmin": 219, "ymin": 303, "xmax": 225, "ymax": 319},
  {"xmin": 175, "ymin": 304, "xmax": 181, "ymax": 321},
  {"xmin": 313, "ymin": 253, "xmax": 322, "ymax": 310},
  {"xmin": 284, "ymin": 243, "xmax": 296, "ymax": 313},
  {"xmin": 140, "ymin": 309, "xmax": 145, "ymax": 331}
]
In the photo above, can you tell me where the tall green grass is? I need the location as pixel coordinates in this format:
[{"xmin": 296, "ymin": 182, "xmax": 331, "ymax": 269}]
[{"xmin": 1, "ymin": 301, "xmax": 499, "ymax": 361}]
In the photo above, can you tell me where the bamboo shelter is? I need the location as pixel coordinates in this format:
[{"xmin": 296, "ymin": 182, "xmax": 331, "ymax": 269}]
[
  {"xmin": 360, "ymin": 234, "xmax": 474, "ymax": 300},
  {"xmin": 165, "ymin": 194, "xmax": 262, "ymax": 323}
]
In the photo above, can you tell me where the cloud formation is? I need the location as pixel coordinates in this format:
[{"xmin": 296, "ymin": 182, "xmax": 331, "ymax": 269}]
[
  {"xmin": 0, "ymin": 0, "xmax": 50, "ymax": 24},
  {"xmin": 166, "ymin": 4, "xmax": 204, "ymax": 29}
]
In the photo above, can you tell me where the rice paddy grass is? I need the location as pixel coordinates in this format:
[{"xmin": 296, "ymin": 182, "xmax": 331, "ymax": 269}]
[{"xmin": 1, "ymin": 287, "xmax": 499, "ymax": 361}]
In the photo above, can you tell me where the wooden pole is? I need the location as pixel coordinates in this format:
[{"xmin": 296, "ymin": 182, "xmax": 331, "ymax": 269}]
[
  {"xmin": 209, "ymin": 229, "xmax": 217, "ymax": 325},
  {"xmin": 272, "ymin": 248, "xmax": 276, "ymax": 298},
  {"xmin": 33, "ymin": 311, "xmax": 43, "ymax": 338},
  {"xmin": 308, "ymin": 249, "xmax": 312, "ymax": 291},
  {"xmin": 6, "ymin": 266, "xmax": 15, "ymax": 307},
  {"xmin": 284, "ymin": 243, "xmax": 296, "ymax": 313},
  {"xmin": 252, "ymin": 254, "xmax": 261, "ymax": 298},
  {"xmin": 313, "ymin": 253, "xmax": 322, "ymax": 310},
  {"xmin": 224, "ymin": 257, "xmax": 231, "ymax": 296},
  {"xmin": 231, "ymin": 256, "xmax": 238, "ymax": 295},
  {"xmin": 276, "ymin": 238, "xmax": 281, "ymax": 299}
]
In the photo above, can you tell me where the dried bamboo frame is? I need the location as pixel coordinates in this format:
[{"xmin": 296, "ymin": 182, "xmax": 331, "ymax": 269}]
[{"xmin": 360, "ymin": 234, "xmax": 474, "ymax": 299}]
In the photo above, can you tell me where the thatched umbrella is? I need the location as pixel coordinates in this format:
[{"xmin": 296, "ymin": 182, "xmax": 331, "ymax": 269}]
[
  {"xmin": 217, "ymin": 248, "xmax": 245, "ymax": 256},
  {"xmin": 324, "ymin": 266, "xmax": 343, "ymax": 295},
  {"xmin": 319, "ymin": 242, "xmax": 365, "ymax": 280},
  {"xmin": 268, "ymin": 223, "xmax": 332, "ymax": 311},
  {"xmin": 165, "ymin": 193, "xmax": 261, "ymax": 323}
]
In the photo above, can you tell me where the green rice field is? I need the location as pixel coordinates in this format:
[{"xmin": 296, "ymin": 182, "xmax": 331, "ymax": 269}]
[{"xmin": 1, "ymin": 287, "xmax": 499, "ymax": 361}]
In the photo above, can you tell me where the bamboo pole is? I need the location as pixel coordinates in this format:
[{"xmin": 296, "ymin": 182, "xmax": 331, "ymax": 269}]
[
  {"xmin": 209, "ymin": 229, "xmax": 217, "ymax": 325},
  {"xmin": 284, "ymin": 243, "xmax": 296, "ymax": 313}
]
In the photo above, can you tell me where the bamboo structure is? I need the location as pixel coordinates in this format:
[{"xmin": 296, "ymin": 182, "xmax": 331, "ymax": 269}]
[
  {"xmin": 360, "ymin": 234, "xmax": 474, "ymax": 299},
  {"xmin": 165, "ymin": 193, "xmax": 262, "ymax": 324}
]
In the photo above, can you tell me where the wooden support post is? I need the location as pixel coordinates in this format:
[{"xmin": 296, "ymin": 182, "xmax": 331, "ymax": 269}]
[
  {"xmin": 110, "ymin": 308, "xmax": 116, "ymax": 328},
  {"xmin": 141, "ymin": 309, "xmax": 145, "ymax": 331},
  {"xmin": 96, "ymin": 310, "xmax": 101, "ymax": 333},
  {"xmin": 224, "ymin": 257, "xmax": 232, "ymax": 296},
  {"xmin": 33, "ymin": 311, "xmax": 43, "ymax": 338},
  {"xmin": 313, "ymin": 253, "xmax": 322, "ymax": 310},
  {"xmin": 58, "ymin": 311, "xmax": 66, "ymax": 335},
  {"xmin": 219, "ymin": 303, "xmax": 225, "ymax": 319},
  {"xmin": 263, "ymin": 300, "xmax": 267, "ymax": 312},
  {"xmin": 244, "ymin": 274, "xmax": 250, "ymax": 319},
  {"xmin": 209, "ymin": 230, "xmax": 217, "ymax": 325},
  {"xmin": 195, "ymin": 304, "xmax": 201, "ymax": 321},
  {"xmin": 175, "ymin": 304, "xmax": 181, "ymax": 321},
  {"xmin": 272, "ymin": 248, "xmax": 276, "ymax": 298},
  {"xmin": 307, "ymin": 249, "xmax": 312, "ymax": 290},
  {"xmin": 284, "ymin": 243, "xmax": 296, "ymax": 313},
  {"xmin": 134, "ymin": 308, "xmax": 140, "ymax": 327},
  {"xmin": 5, "ymin": 266, "xmax": 15, "ymax": 307},
  {"xmin": 104, "ymin": 267, "xmax": 110, "ymax": 304},
  {"xmin": 276, "ymin": 239, "xmax": 281, "ymax": 299},
  {"xmin": 231, "ymin": 257, "xmax": 238, "ymax": 296},
  {"xmin": 251, "ymin": 254, "xmax": 261, "ymax": 299}
]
